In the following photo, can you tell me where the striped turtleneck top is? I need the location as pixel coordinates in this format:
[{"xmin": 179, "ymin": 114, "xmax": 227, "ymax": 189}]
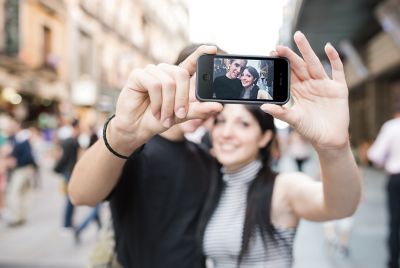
[{"xmin": 203, "ymin": 160, "xmax": 296, "ymax": 268}]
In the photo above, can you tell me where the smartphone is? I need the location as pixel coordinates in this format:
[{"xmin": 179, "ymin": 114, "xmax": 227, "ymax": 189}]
[{"xmin": 196, "ymin": 54, "xmax": 290, "ymax": 104}]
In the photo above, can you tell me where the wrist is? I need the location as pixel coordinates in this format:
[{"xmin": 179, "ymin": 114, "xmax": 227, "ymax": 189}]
[
  {"xmin": 106, "ymin": 115, "xmax": 148, "ymax": 157},
  {"xmin": 314, "ymin": 140, "xmax": 352, "ymax": 158}
]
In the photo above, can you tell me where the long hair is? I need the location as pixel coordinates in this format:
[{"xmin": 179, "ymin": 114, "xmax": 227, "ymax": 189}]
[
  {"xmin": 197, "ymin": 105, "xmax": 278, "ymax": 266},
  {"xmin": 243, "ymin": 66, "xmax": 260, "ymax": 85}
]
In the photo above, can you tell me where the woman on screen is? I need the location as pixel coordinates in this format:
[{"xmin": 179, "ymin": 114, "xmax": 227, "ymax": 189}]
[{"xmin": 240, "ymin": 66, "xmax": 272, "ymax": 100}]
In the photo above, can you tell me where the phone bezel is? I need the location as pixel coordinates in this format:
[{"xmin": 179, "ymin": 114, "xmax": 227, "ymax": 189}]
[{"xmin": 196, "ymin": 54, "xmax": 290, "ymax": 105}]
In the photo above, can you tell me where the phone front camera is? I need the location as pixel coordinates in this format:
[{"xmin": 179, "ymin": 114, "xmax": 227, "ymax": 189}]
[{"xmin": 202, "ymin": 73, "xmax": 210, "ymax": 81}]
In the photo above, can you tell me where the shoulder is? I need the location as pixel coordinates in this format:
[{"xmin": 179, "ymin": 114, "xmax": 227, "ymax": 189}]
[
  {"xmin": 383, "ymin": 118, "xmax": 400, "ymax": 130},
  {"xmin": 187, "ymin": 140, "xmax": 214, "ymax": 163},
  {"xmin": 214, "ymin": 75, "xmax": 225, "ymax": 83}
]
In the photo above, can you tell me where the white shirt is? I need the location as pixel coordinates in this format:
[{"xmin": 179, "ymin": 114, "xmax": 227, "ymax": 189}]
[{"xmin": 368, "ymin": 117, "xmax": 400, "ymax": 174}]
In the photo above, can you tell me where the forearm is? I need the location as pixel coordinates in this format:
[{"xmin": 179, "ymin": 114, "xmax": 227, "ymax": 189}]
[
  {"xmin": 68, "ymin": 120, "xmax": 148, "ymax": 206},
  {"xmin": 316, "ymin": 142, "xmax": 362, "ymax": 218}
]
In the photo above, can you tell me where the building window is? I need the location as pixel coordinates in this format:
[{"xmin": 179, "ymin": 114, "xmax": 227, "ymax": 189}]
[
  {"xmin": 79, "ymin": 30, "xmax": 93, "ymax": 76},
  {"xmin": 42, "ymin": 26, "xmax": 53, "ymax": 68},
  {"xmin": 4, "ymin": 0, "xmax": 20, "ymax": 55}
]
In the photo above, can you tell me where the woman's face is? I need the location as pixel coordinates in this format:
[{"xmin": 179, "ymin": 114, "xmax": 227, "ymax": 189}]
[
  {"xmin": 212, "ymin": 104, "xmax": 272, "ymax": 172},
  {"xmin": 227, "ymin": 60, "xmax": 246, "ymax": 79},
  {"xmin": 240, "ymin": 69, "xmax": 255, "ymax": 88}
]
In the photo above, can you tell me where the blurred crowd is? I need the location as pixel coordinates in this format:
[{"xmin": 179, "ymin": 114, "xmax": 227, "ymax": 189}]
[{"xmin": 0, "ymin": 113, "xmax": 102, "ymax": 233}]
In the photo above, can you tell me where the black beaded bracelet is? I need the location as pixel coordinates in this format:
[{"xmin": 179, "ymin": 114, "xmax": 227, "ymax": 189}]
[{"xmin": 103, "ymin": 114, "xmax": 130, "ymax": 160}]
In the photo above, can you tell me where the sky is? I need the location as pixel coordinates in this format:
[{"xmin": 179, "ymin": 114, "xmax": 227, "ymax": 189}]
[{"xmin": 187, "ymin": 0, "xmax": 288, "ymax": 55}]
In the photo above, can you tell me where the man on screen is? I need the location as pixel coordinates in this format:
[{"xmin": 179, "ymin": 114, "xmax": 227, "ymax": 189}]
[{"xmin": 213, "ymin": 59, "xmax": 247, "ymax": 99}]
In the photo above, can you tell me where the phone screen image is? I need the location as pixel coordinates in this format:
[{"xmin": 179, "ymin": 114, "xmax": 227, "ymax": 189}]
[
  {"xmin": 196, "ymin": 54, "xmax": 289, "ymax": 104},
  {"xmin": 212, "ymin": 57, "xmax": 274, "ymax": 101}
]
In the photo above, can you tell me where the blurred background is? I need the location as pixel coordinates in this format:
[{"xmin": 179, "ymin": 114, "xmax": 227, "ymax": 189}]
[{"xmin": 0, "ymin": 0, "xmax": 400, "ymax": 267}]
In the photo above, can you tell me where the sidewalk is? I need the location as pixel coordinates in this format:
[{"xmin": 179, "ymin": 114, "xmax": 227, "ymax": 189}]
[
  {"xmin": 0, "ymin": 168, "xmax": 99, "ymax": 268},
  {"xmin": 278, "ymin": 154, "xmax": 388, "ymax": 268}
]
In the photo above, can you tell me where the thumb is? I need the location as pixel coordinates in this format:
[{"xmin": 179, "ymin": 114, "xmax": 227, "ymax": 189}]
[
  {"xmin": 260, "ymin": 103, "xmax": 297, "ymax": 126},
  {"xmin": 186, "ymin": 102, "xmax": 223, "ymax": 120},
  {"xmin": 179, "ymin": 45, "xmax": 217, "ymax": 76}
]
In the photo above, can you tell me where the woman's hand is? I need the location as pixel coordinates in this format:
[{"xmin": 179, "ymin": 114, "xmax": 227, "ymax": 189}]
[
  {"xmin": 108, "ymin": 45, "xmax": 223, "ymax": 155},
  {"xmin": 261, "ymin": 31, "xmax": 349, "ymax": 150}
]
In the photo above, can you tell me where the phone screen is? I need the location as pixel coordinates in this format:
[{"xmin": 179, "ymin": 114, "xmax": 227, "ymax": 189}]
[
  {"xmin": 213, "ymin": 57, "xmax": 274, "ymax": 100},
  {"xmin": 196, "ymin": 54, "xmax": 290, "ymax": 104}
]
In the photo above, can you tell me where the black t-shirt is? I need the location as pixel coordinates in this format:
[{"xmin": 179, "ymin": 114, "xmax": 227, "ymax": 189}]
[
  {"xmin": 109, "ymin": 135, "xmax": 213, "ymax": 268},
  {"xmin": 213, "ymin": 75, "xmax": 242, "ymax": 99}
]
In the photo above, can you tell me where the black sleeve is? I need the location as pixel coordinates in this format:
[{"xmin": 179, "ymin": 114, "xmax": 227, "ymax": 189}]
[{"xmin": 104, "ymin": 145, "xmax": 145, "ymax": 202}]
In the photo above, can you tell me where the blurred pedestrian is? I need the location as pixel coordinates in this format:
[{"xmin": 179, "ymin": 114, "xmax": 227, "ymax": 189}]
[
  {"xmin": 0, "ymin": 123, "xmax": 8, "ymax": 215},
  {"xmin": 54, "ymin": 119, "xmax": 81, "ymax": 229},
  {"xmin": 288, "ymin": 130, "xmax": 311, "ymax": 172},
  {"xmin": 323, "ymin": 217, "xmax": 354, "ymax": 257},
  {"xmin": 4, "ymin": 120, "xmax": 37, "ymax": 226},
  {"xmin": 368, "ymin": 105, "xmax": 400, "ymax": 268},
  {"xmin": 74, "ymin": 128, "xmax": 102, "ymax": 244}
]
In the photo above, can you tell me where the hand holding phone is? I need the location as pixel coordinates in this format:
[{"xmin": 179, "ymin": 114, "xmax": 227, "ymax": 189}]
[
  {"xmin": 196, "ymin": 54, "xmax": 290, "ymax": 104},
  {"xmin": 261, "ymin": 31, "xmax": 350, "ymax": 150}
]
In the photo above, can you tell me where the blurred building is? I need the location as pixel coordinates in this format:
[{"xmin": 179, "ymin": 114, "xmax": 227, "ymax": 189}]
[
  {"xmin": 0, "ymin": 0, "xmax": 189, "ymax": 127},
  {"xmin": 280, "ymin": 0, "xmax": 400, "ymax": 146}
]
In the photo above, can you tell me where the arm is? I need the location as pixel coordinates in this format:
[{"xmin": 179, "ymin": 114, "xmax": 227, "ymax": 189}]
[
  {"xmin": 281, "ymin": 144, "xmax": 361, "ymax": 221},
  {"xmin": 68, "ymin": 46, "xmax": 223, "ymax": 206},
  {"xmin": 257, "ymin": 89, "xmax": 272, "ymax": 100},
  {"xmin": 263, "ymin": 32, "xmax": 362, "ymax": 221}
]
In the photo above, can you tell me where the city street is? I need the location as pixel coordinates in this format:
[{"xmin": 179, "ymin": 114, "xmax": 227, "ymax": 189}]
[
  {"xmin": 0, "ymin": 157, "xmax": 389, "ymax": 268},
  {"xmin": 0, "ymin": 0, "xmax": 398, "ymax": 267},
  {"xmin": 0, "ymin": 168, "xmax": 99, "ymax": 268},
  {"xmin": 294, "ymin": 167, "xmax": 387, "ymax": 268}
]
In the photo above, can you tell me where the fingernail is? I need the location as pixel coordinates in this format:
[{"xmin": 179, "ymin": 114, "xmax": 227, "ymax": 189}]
[
  {"xmin": 154, "ymin": 112, "xmax": 161, "ymax": 120},
  {"xmin": 176, "ymin": 107, "xmax": 186, "ymax": 119},
  {"xmin": 163, "ymin": 117, "xmax": 173, "ymax": 128}
]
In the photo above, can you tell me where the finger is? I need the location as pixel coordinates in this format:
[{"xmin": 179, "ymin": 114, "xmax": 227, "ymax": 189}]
[
  {"xmin": 276, "ymin": 45, "xmax": 309, "ymax": 81},
  {"xmin": 293, "ymin": 31, "xmax": 328, "ymax": 79},
  {"xmin": 145, "ymin": 65, "xmax": 176, "ymax": 128},
  {"xmin": 186, "ymin": 102, "xmax": 223, "ymax": 120},
  {"xmin": 158, "ymin": 63, "xmax": 190, "ymax": 119},
  {"xmin": 260, "ymin": 103, "xmax": 297, "ymax": 127},
  {"xmin": 126, "ymin": 68, "xmax": 162, "ymax": 119},
  {"xmin": 189, "ymin": 73, "xmax": 197, "ymax": 102},
  {"xmin": 179, "ymin": 45, "xmax": 217, "ymax": 76},
  {"xmin": 325, "ymin": 42, "xmax": 346, "ymax": 84},
  {"xmin": 271, "ymin": 50, "xmax": 299, "ymax": 85}
]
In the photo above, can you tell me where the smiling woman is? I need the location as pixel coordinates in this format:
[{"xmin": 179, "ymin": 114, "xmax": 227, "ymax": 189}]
[{"xmin": 197, "ymin": 32, "xmax": 362, "ymax": 268}]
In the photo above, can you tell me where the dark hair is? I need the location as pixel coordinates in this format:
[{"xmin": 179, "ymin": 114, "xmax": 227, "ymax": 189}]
[
  {"xmin": 392, "ymin": 103, "xmax": 400, "ymax": 115},
  {"xmin": 229, "ymin": 58, "xmax": 248, "ymax": 67},
  {"xmin": 197, "ymin": 105, "xmax": 279, "ymax": 266},
  {"xmin": 243, "ymin": 66, "xmax": 260, "ymax": 85},
  {"xmin": 72, "ymin": 119, "xmax": 80, "ymax": 128}
]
